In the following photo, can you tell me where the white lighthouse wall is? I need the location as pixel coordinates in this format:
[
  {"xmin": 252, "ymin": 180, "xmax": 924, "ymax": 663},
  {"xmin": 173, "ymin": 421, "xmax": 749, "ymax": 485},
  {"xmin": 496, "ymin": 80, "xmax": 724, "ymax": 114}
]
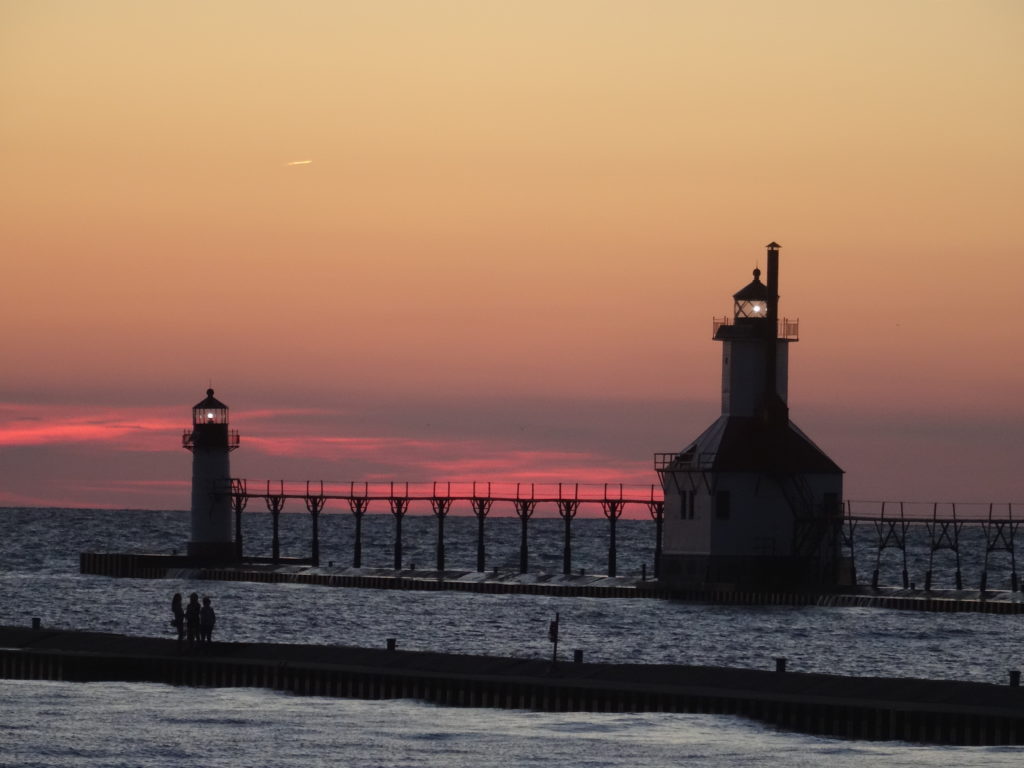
[
  {"xmin": 190, "ymin": 449, "xmax": 233, "ymax": 544},
  {"xmin": 661, "ymin": 470, "xmax": 843, "ymax": 559},
  {"xmin": 708, "ymin": 473, "xmax": 792, "ymax": 556},
  {"xmin": 722, "ymin": 339, "xmax": 790, "ymax": 416},
  {"xmin": 661, "ymin": 472, "xmax": 712, "ymax": 553}
]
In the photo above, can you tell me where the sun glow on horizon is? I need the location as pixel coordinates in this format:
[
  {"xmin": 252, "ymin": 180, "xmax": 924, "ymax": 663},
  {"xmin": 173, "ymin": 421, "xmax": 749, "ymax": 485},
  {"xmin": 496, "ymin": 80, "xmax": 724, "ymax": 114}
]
[{"xmin": 1, "ymin": 1, "xmax": 1021, "ymax": 509}]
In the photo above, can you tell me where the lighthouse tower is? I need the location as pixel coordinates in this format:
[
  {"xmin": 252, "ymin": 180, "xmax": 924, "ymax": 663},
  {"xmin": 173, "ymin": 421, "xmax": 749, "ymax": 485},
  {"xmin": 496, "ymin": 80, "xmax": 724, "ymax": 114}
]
[
  {"xmin": 182, "ymin": 389, "xmax": 239, "ymax": 561},
  {"xmin": 655, "ymin": 243, "xmax": 845, "ymax": 590}
]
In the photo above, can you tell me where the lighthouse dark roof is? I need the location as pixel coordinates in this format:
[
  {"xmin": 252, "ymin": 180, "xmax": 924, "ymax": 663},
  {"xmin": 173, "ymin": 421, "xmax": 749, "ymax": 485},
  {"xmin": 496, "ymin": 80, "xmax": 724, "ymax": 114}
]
[
  {"xmin": 678, "ymin": 416, "xmax": 842, "ymax": 474},
  {"xmin": 733, "ymin": 269, "xmax": 771, "ymax": 301},
  {"xmin": 193, "ymin": 388, "xmax": 228, "ymax": 410}
]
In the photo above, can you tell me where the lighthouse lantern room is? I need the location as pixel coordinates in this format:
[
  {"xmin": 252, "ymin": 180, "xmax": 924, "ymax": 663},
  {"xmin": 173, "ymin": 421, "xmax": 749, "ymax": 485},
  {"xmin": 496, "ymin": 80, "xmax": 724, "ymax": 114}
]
[
  {"xmin": 655, "ymin": 243, "xmax": 846, "ymax": 590},
  {"xmin": 183, "ymin": 388, "xmax": 239, "ymax": 561}
]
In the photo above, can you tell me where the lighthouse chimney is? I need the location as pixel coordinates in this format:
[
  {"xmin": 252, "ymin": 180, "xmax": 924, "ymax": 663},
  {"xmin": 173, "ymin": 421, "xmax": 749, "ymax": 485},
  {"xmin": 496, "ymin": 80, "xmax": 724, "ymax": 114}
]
[
  {"xmin": 182, "ymin": 388, "xmax": 239, "ymax": 561},
  {"xmin": 763, "ymin": 241, "xmax": 786, "ymax": 423}
]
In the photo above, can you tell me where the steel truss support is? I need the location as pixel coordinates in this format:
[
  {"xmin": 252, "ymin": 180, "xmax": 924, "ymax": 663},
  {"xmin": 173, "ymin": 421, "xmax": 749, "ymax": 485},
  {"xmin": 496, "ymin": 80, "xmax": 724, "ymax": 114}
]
[
  {"xmin": 980, "ymin": 503, "xmax": 1019, "ymax": 592},
  {"xmin": 230, "ymin": 478, "xmax": 248, "ymax": 562},
  {"xmin": 265, "ymin": 481, "xmax": 286, "ymax": 564},
  {"xmin": 840, "ymin": 502, "xmax": 858, "ymax": 586},
  {"xmin": 556, "ymin": 483, "xmax": 580, "ymax": 576},
  {"xmin": 304, "ymin": 481, "xmax": 326, "ymax": 567},
  {"xmin": 513, "ymin": 484, "xmax": 537, "ymax": 574},
  {"xmin": 925, "ymin": 502, "xmax": 963, "ymax": 591},
  {"xmin": 470, "ymin": 483, "xmax": 493, "ymax": 573},
  {"xmin": 646, "ymin": 498, "xmax": 664, "ymax": 579},
  {"xmin": 871, "ymin": 501, "xmax": 910, "ymax": 589},
  {"xmin": 347, "ymin": 487, "xmax": 370, "ymax": 569},
  {"xmin": 601, "ymin": 484, "xmax": 626, "ymax": 579},
  {"xmin": 430, "ymin": 482, "xmax": 453, "ymax": 573},
  {"xmin": 388, "ymin": 482, "xmax": 410, "ymax": 571}
]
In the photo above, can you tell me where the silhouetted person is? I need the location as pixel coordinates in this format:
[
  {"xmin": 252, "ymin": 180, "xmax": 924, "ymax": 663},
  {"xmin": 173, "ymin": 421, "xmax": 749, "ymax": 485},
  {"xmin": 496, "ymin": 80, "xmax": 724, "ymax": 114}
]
[
  {"xmin": 170, "ymin": 593, "xmax": 185, "ymax": 646},
  {"xmin": 200, "ymin": 596, "xmax": 215, "ymax": 644},
  {"xmin": 185, "ymin": 592, "xmax": 201, "ymax": 646}
]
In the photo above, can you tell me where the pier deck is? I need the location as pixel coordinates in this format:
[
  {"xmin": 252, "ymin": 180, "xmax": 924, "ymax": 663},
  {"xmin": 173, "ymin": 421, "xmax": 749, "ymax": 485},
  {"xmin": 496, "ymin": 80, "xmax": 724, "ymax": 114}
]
[
  {"xmin": 2, "ymin": 625, "xmax": 1023, "ymax": 745},
  {"xmin": 80, "ymin": 552, "xmax": 1024, "ymax": 613}
]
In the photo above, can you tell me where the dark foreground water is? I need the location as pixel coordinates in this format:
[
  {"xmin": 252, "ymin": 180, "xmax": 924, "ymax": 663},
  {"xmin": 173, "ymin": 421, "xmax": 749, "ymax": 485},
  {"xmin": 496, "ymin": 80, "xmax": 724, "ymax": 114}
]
[{"xmin": 1, "ymin": 507, "xmax": 1022, "ymax": 767}]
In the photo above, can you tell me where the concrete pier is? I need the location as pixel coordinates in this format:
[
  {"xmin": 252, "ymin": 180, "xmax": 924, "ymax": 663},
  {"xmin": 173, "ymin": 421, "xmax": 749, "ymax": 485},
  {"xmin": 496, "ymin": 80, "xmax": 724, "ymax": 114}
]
[
  {"xmin": 80, "ymin": 552, "xmax": 1024, "ymax": 614},
  {"xmin": 2, "ymin": 625, "xmax": 1023, "ymax": 745}
]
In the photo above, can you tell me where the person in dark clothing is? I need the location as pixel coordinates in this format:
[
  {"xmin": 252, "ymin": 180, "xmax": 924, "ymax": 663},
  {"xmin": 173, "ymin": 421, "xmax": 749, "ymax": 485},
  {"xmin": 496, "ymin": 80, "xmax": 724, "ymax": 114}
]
[
  {"xmin": 170, "ymin": 593, "xmax": 185, "ymax": 646},
  {"xmin": 200, "ymin": 597, "xmax": 216, "ymax": 644},
  {"xmin": 185, "ymin": 593, "xmax": 201, "ymax": 645}
]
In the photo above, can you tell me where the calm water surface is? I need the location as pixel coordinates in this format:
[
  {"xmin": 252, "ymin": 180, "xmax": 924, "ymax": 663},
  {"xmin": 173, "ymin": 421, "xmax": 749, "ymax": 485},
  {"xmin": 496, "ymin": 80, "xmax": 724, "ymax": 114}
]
[{"xmin": 1, "ymin": 508, "xmax": 1021, "ymax": 767}]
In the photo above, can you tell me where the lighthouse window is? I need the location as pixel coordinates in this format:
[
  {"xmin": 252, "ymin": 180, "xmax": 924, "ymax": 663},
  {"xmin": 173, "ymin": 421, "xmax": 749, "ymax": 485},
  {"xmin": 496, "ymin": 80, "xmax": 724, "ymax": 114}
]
[
  {"xmin": 679, "ymin": 491, "xmax": 696, "ymax": 520},
  {"xmin": 715, "ymin": 491, "xmax": 730, "ymax": 520}
]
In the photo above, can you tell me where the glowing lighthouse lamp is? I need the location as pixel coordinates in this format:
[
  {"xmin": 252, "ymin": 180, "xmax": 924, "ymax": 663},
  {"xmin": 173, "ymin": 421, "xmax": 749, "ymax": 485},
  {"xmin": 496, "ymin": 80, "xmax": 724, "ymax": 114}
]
[{"xmin": 182, "ymin": 389, "xmax": 239, "ymax": 561}]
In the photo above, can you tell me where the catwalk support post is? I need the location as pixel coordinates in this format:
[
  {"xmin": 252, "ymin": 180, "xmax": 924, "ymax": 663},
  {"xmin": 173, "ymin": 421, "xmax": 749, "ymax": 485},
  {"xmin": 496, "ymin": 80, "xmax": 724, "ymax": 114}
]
[
  {"xmin": 646, "ymin": 495, "xmax": 664, "ymax": 579},
  {"xmin": 347, "ymin": 488, "xmax": 370, "ymax": 569},
  {"xmin": 557, "ymin": 483, "xmax": 579, "ymax": 576},
  {"xmin": 388, "ymin": 482, "xmax": 410, "ymax": 571},
  {"xmin": 514, "ymin": 484, "xmax": 537, "ymax": 575},
  {"xmin": 470, "ymin": 483, "xmax": 493, "ymax": 573},
  {"xmin": 601, "ymin": 485, "xmax": 625, "ymax": 579},
  {"xmin": 231, "ymin": 479, "xmax": 248, "ymax": 562},
  {"xmin": 265, "ymin": 481, "xmax": 286, "ymax": 564},
  {"xmin": 430, "ymin": 482, "xmax": 452, "ymax": 573},
  {"xmin": 304, "ymin": 481, "xmax": 326, "ymax": 567}
]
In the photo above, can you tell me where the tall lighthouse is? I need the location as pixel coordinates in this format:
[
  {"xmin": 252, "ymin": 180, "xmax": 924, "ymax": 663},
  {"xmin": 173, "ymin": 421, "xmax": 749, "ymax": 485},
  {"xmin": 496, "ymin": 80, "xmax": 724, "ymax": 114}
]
[
  {"xmin": 655, "ymin": 243, "xmax": 845, "ymax": 590},
  {"xmin": 182, "ymin": 388, "xmax": 239, "ymax": 561}
]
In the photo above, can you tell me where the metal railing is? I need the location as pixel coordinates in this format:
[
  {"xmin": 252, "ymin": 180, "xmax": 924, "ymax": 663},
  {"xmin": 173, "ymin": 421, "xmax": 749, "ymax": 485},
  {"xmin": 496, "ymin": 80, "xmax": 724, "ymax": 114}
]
[{"xmin": 712, "ymin": 316, "xmax": 799, "ymax": 340}]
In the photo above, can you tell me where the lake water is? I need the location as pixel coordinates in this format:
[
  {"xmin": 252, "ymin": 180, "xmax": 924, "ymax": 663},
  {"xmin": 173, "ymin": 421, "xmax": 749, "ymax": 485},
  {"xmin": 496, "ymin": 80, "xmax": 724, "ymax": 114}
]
[{"xmin": 1, "ymin": 507, "xmax": 1021, "ymax": 767}]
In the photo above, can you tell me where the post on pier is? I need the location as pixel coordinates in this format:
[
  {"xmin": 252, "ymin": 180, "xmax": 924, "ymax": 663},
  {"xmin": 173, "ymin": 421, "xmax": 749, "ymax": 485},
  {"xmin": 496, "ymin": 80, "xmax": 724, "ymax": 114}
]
[
  {"xmin": 304, "ymin": 481, "xmax": 326, "ymax": 567},
  {"xmin": 514, "ymin": 484, "xmax": 537, "ymax": 574},
  {"xmin": 646, "ymin": 493, "xmax": 664, "ymax": 579},
  {"xmin": 601, "ymin": 484, "xmax": 625, "ymax": 578},
  {"xmin": 470, "ymin": 482, "xmax": 493, "ymax": 573},
  {"xmin": 265, "ymin": 481, "xmax": 286, "ymax": 564},
  {"xmin": 389, "ymin": 482, "xmax": 410, "ymax": 571},
  {"xmin": 430, "ymin": 482, "xmax": 452, "ymax": 573},
  {"xmin": 347, "ymin": 486, "xmax": 370, "ymax": 569},
  {"xmin": 557, "ymin": 484, "xmax": 580, "ymax": 576},
  {"xmin": 230, "ymin": 478, "xmax": 248, "ymax": 562}
]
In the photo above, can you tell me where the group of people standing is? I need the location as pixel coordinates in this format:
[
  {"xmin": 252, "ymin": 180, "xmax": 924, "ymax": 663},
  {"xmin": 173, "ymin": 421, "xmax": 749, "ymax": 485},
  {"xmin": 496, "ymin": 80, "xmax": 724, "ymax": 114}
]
[{"xmin": 170, "ymin": 592, "xmax": 216, "ymax": 649}]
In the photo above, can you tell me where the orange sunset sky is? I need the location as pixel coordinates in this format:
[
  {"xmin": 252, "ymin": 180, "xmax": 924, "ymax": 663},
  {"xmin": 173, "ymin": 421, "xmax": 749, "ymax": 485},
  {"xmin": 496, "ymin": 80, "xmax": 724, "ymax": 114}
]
[{"xmin": 1, "ymin": 1, "xmax": 1022, "ymax": 511}]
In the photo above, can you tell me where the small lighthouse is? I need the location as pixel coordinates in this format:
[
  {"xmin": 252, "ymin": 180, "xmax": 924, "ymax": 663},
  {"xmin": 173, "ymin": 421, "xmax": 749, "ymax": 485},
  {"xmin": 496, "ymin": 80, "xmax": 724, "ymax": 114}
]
[
  {"xmin": 655, "ymin": 243, "xmax": 845, "ymax": 589},
  {"xmin": 182, "ymin": 388, "xmax": 239, "ymax": 561}
]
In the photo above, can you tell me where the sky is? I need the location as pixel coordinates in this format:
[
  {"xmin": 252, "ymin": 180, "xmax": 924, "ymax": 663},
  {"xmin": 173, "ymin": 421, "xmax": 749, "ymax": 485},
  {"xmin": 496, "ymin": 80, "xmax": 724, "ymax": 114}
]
[{"xmin": 1, "ymin": 0, "xmax": 1022, "ymax": 513}]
